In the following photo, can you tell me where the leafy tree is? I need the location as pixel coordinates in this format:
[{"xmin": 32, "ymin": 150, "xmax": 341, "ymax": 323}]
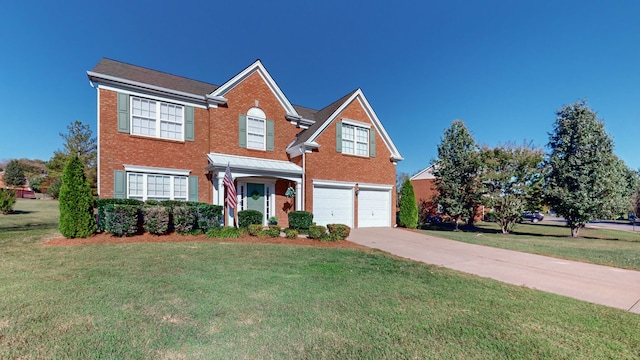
[
  {"xmin": 479, "ymin": 143, "xmax": 545, "ymax": 234},
  {"xmin": 434, "ymin": 120, "xmax": 481, "ymax": 230},
  {"xmin": 46, "ymin": 121, "xmax": 97, "ymax": 195},
  {"xmin": 4, "ymin": 160, "xmax": 25, "ymax": 188},
  {"xmin": 398, "ymin": 178, "xmax": 419, "ymax": 228},
  {"xmin": 58, "ymin": 156, "xmax": 96, "ymax": 238},
  {"xmin": 546, "ymin": 100, "xmax": 627, "ymax": 237}
]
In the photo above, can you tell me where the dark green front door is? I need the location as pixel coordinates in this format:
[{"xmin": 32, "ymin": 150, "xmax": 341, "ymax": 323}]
[{"xmin": 247, "ymin": 183, "xmax": 265, "ymax": 223}]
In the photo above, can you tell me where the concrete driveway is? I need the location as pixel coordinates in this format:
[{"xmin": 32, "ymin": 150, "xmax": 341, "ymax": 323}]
[{"xmin": 349, "ymin": 227, "xmax": 640, "ymax": 314}]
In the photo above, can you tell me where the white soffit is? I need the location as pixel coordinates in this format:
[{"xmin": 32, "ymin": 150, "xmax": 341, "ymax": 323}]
[{"xmin": 207, "ymin": 153, "xmax": 302, "ymax": 175}]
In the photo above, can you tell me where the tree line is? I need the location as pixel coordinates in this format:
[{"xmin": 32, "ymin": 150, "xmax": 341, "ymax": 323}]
[{"xmin": 400, "ymin": 100, "xmax": 639, "ymax": 238}]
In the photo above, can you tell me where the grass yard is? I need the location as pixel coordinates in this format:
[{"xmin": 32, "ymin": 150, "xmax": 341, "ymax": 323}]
[
  {"xmin": 1, "ymin": 200, "xmax": 640, "ymax": 358},
  {"xmin": 420, "ymin": 221, "xmax": 640, "ymax": 270}
]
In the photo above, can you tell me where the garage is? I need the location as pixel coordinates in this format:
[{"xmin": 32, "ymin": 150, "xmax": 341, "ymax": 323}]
[
  {"xmin": 357, "ymin": 188, "xmax": 391, "ymax": 227},
  {"xmin": 313, "ymin": 185, "xmax": 354, "ymax": 227}
]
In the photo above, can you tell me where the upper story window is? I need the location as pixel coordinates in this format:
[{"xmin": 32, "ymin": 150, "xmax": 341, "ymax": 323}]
[
  {"xmin": 342, "ymin": 123, "xmax": 369, "ymax": 156},
  {"xmin": 131, "ymin": 96, "xmax": 184, "ymax": 141},
  {"xmin": 246, "ymin": 107, "xmax": 266, "ymax": 150}
]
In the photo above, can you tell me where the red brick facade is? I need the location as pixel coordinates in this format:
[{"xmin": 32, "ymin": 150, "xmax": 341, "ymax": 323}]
[{"xmin": 92, "ymin": 59, "xmax": 401, "ymax": 228}]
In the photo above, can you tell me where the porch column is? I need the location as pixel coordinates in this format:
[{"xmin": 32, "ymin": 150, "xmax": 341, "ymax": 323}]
[
  {"xmin": 295, "ymin": 181, "xmax": 302, "ymax": 210},
  {"xmin": 216, "ymin": 176, "xmax": 224, "ymax": 206}
]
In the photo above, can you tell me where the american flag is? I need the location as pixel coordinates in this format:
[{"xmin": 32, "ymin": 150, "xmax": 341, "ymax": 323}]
[{"xmin": 224, "ymin": 163, "xmax": 237, "ymax": 209}]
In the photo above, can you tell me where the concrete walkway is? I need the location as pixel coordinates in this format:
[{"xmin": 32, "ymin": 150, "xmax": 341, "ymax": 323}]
[{"xmin": 349, "ymin": 227, "xmax": 640, "ymax": 314}]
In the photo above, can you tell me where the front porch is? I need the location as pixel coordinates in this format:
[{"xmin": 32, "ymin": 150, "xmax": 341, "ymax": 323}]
[{"xmin": 206, "ymin": 153, "xmax": 303, "ymax": 226}]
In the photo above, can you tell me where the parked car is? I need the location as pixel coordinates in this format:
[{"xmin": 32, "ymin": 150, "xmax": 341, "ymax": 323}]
[{"xmin": 522, "ymin": 211, "xmax": 544, "ymax": 223}]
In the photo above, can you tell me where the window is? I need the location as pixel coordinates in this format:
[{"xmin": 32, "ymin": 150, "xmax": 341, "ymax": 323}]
[
  {"xmin": 342, "ymin": 123, "xmax": 369, "ymax": 156},
  {"xmin": 247, "ymin": 116, "xmax": 265, "ymax": 150},
  {"xmin": 126, "ymin": 172, "xmax": 188, "ymax": 201},
  {"xmin": 131, "ymin": 96, "xmax": 184, "ymax": 140}
]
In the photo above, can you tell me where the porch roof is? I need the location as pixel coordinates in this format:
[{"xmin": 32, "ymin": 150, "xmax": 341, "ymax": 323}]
[{"xmin": 206, "ymin": 153, "xmax": 302, "ymax": 178}]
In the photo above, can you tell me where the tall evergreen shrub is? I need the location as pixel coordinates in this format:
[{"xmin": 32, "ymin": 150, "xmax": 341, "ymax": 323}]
[
  {"xmin": 398, "ymin": 178, "xmax": 419, "ymax": 228},
  {"xmin": 58, "ymin": 156, "xmax": 97, "ymax": 238}
]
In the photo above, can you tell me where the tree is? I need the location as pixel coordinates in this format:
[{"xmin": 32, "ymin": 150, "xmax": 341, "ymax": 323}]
[
  {"xmin": 546, "ymin": 100, "xmax": 627, "ymax": 237},
  {"xmin": 396, "ymin": 172, "xmax": 410, "ymax": 206},
  {"xmin": 433, "ymin": 120, "xmax": 481, "ymax": 230},
  {"xmin": 46, "ymin": 121, "xmax": 97, "ymax": 195},
  {"xmin": 58, "ymin": 156, "xmax": 96, "ymax": 238},
  {"xmin": 398, "ymin": 178, "xmax": 419, "ymax": 228},
  {"xmin": 4, "ymin": 160, "xmax": 25, "ymax": 188},
  {"xmin": 479, "ymin": 143, "xmax": 545, "ymax": 234}
]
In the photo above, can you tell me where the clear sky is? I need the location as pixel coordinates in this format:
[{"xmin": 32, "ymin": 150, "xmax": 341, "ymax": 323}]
[{"xmin": 1, "ymin": 1, "xmax": 638, "ymax": 176}]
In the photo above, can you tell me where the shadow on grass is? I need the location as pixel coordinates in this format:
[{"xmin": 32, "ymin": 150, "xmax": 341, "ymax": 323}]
[
  {"xmin": 420, "ymin": 222, "xmax": 622, "ymax": 241},
  {"xmin": 8, "ymin": 210, "xmax": 33, "ymax": 215},
  {"xmin": 0, "ymin": 223, "xmax": 58, "ymax": 232}
]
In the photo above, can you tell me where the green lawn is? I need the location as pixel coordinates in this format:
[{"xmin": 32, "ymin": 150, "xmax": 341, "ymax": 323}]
[
  {"xmin": 1, "ymin": 201, "xmax": 640, "ymax": 359},
  {"xmin": 419, "ymin": 221, "xmax": 640, "ymax": 270}
]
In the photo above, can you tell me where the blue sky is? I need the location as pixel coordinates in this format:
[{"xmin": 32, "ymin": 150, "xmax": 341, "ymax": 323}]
[{"xmin": 1, "ymin": 1, "xmax": 639, "ymax": 176}]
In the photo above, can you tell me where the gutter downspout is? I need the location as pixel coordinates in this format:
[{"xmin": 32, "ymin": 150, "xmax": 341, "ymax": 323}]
[{"xmin": 301, "ymin": 145, "xmax": 305, "ymax": 211}]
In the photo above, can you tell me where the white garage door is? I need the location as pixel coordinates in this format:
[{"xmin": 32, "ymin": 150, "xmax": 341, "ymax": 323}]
[
  {"xmin": 313, "ymin": 186, "xmax": 353, "ymax": 227},
  {"xmin": 358, "ymin": 189, "xmax": 391, "ymax": 227}
]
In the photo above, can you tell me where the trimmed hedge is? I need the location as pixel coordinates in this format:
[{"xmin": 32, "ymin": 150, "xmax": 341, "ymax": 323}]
[
  {"xmin": 206, "ymin": 226, "xmax": 242, "ymax": 238},
  {"xmin": 238, "ymin": 210, "xmax": 263, "ymax": 228},
  {"xmin": 248, "ymin": 224, "xmax": 263, "ymax": 236},
  {"xmin": 308, "ymin": 225, "xmax": 327, "ymax": 240},
  {"xmin": 103, "ymin": 204, "xmax": 140, "ymax": 237},
  {"xmin": 97, "ymin": 198, "xmax": 143, "ymax": 232},
  {"xmin": 284, "ymin": 228, "xmax": 298, "ymax": 239},
  {"xmin": 195, "ymin": 203, "xmax": 223, "ymax": 232},
  {"xmin": 288, "ymin": 211, "xmax": 313, "ymax": 230},
  {"xmin": 327, "ymin": 224, "xmax": 350, "ymax": 240},
  {"xmin": 173, "ymin": 205, "xmax": 197, "ymax": 234},
  {"xmin": 142, "ymin": 206, "xmax": 170, "ymax": 235},
  {"xmin": 262, "ymin": 225, "xmax": 281, "ymax": 238},
  {"xmin": 0, "ymin": 189, "xmax": 17, "ymax": 215}
]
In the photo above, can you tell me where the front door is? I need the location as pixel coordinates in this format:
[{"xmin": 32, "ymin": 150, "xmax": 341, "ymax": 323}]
[{"xmin": 247, "ymin": 183, "xmax": 265, "ymax": 224}]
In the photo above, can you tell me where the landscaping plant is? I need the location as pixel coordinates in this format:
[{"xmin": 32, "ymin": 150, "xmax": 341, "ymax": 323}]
[
  {"xmin": 58, "ymin": 155, "xmax": 96, "ymax": 238},
  {"xmin": 288, "ymin": 211, "xmax": 313, "ymax": 230},
  {"xmin": 398, "ymin": 178, "xmax": 419, "ymax": 228},
  {"xmin": 238, "ymin": 210, "xmax": 263, "ymax": 228},
  {"xmin": 0, "ymin": 189, "xmax": 17, "ymax": 215}
]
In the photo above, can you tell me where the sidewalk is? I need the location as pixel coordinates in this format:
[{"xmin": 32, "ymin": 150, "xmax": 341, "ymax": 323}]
[{"xmin": 349, "ymin": 227, "xmax": 640, "ymax": 313}]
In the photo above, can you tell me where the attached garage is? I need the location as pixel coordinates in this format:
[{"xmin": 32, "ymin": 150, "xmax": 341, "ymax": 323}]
[
  {"xmin": 357, "ymin": 188, "xmax": 392, "ymax": 227},
  {"xmin": 312, "ymin": 183, "xmax": 354, "ymax": 227}
]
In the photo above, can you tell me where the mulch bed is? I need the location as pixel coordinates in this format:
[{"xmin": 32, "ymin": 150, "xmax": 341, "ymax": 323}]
[{"xmin": 43, "ymin": 231, "xmax": 364, "ymax": 248}]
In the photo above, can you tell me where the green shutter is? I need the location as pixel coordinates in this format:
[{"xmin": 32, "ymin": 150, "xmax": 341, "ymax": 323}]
[
  {"xmin": 336, "ymin": 121, "xmax": 342, "ymax": 152},
  {"xmin": 114, "ymin": 170, "xmax": 126, "ymax": 199},
  {"xmin": 239, "ymin": 115, "xmax": 247, "ymax": 148},
  {"xmin": 266, "ymin": 119, "xmax": 274, "ymax": 151},
  {"xmin": 188, "ymin": 176, "xmax": 198, "ymax": 201},
  {"xmin": 117, "ymin": 93, "xmax": 130, "ymax": 133},
  {"xmin": 185, "ymin": 106, "xmax": 194, "ymax": 141},
  {"xmin": 369, "ymin": 129, "xmax": 376, "ymax": 158}
]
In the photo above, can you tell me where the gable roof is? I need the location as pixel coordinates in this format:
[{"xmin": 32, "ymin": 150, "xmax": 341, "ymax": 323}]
[
  {"xmin": 288, "ymin": 89, "xmax": 403, "ymax": 162},
  {"xmin": 410, "ymin": 163, "xmax": 437, "ymax": 180},
  {"xmin": 87, "ymin": 58, "xmax": 218, "ymax": 103}
]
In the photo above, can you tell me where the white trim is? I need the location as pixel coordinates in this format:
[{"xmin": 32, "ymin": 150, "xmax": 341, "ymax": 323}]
[
  {"xmin": 312, "ymin": 179, "xmax": 356, "ymax": 189},
  {"xmin": 130, "ymin": 96, "xmax": 185, "ymax": 141},
  {"xmin": 236, "ymin": 180, "xmax": 276, "ymax": 226},
  {"xmin": 208, "ymin": 60, "xmax": 300, "ymax": 117},
  {"xmin": 96, "ymin": 85, "xmax": 101, "ymax": 196},
  {"xmin": 123, "ymin": 165, "xmax": 191, "ymax": 176},
  {"xmin": 96, "ymin": 84, "xmax": 208, "ymax": 109},
  {"xmin": 342, "ymin": 118, "xmax": 371, "ymax": 129},
  {"xmin": 87, "ymin": 71, "xmax": 208, "ymax": 106},
  {"xmin": 357, "ymin": 183, "xmax": 394, "ymax": 191},
  {"xmin": 410, "ymin": 163, "xmax": 438, "ymax": 181}
]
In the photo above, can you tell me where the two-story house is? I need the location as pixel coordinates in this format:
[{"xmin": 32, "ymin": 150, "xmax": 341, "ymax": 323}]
[{"xmin": 87, "ymin": 58, "xmax": 403, "ymax": 228}]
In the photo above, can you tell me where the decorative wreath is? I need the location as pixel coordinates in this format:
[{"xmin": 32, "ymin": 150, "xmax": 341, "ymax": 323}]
[
  {"xmin": 285, "ymin": 186, "xmax": 296, "ymax": 198},
  {"xmin": 250, "ymin": 190, "xmax": 261, "ymax": 200}
]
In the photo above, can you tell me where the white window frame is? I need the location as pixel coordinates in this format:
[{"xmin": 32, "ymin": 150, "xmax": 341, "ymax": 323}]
[
  {"xmin": 342, "ymin": 123, "xmax": 369, "ymax": 157},
  {"xmin": 124, "ymin": 166, "xmax": 190, "ymax": 201},
  {"xmin": 130, "ymin": 96, "xmax": 185, "ymax": 141},
  {"xmin": 246, "ymin": 116, "xmax": 266, "ymax": 150}
]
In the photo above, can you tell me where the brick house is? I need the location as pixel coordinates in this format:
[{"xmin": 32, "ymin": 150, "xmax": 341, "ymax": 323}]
[
  {"xmin": 410, "ymin": 164, "xmax": 439, "ymax": 220},
  {"xmin": 87, "ymin": 58, "xmax": 403, "ymax": 228}
]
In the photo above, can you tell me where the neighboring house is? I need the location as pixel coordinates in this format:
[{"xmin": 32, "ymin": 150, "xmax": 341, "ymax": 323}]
[
  {"xmin": 410, "ymin": 164, "xmax": 439, "ymax": 220},
  {"xmin": 0, "ymin": 172, "xmax": 36, "ymax": 198},
  {"xmin": 87, "ymin": 58, "xmax": 403, "ymax": 228}
]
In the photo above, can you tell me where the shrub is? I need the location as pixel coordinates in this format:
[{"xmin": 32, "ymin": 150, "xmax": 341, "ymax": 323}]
[
  {"xmin": 261, "ymin": 225, "xmax": 281, "ymax": 238},
  {"xmin": 484, "ymin": 211, "xmax": 498, "ymax": 222},
  {"xmin": 284, "ymin": 228, "xmax": 299, "ymax": 239},
  {"xmin": 0, "ymin": 189, "xmax": 17, "ymax": 214},
  {"xmin": 206, "ymin": 226, "xmax": 242, "ymax": 238},
  {"xmin": 327, "ymin": 224, "xmax": 350, "ymax": 240},
  {"xmin": 238, "ymin": 210, "xmax": 263, "ymax": 228},
  {"xmin": 47, "ymin": 177, "xmax": 62, "ymax": 199},
  {"xmin": 97, "ymin": 198, "xmax": 144, "ymax": 232},
  {"xmin": 58, "ymin": 156, "xmax": 97, "ymax": 238},
  {"xmin": 268, "ymin": 216, "xmax": 278, "ymax": 225},
  {"xmin": 142, "ymin": 206, "xmax": 170, "ymax": 235},
  {"xmin": 145, "ymin": 199, "xmax": 160, "ymax": 206},
  {"xmin": 288, "ymin": 211, "xmax": 313, "ymax": 230},
  {"xmin": 308, "ymin": 225, "xmax": 327, "ymax": 240},
  {"xmin": 159, "ymin": 200, "xmax": 185, "ymax": 211},
  {"xmin": 173, "ymin": 205, "xmax": 197, "ymax": 234},
  {"xmin": 195, "ymin": 203, "xmax": 223, "ymax": 232},
  {"xmin": 248, "ymin": 224, "xmax": 263, "ymax": 236},
  {"xmin": 320, "ymin": 232, "xmax": 342, "ymax": 242},
  {"xmin": 398, "ymin": 178, "xmax": 419, "ymax": 228},
  {"xmin": 104, "ymin": 204, "xmax": 140, "ymax": 237}
]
